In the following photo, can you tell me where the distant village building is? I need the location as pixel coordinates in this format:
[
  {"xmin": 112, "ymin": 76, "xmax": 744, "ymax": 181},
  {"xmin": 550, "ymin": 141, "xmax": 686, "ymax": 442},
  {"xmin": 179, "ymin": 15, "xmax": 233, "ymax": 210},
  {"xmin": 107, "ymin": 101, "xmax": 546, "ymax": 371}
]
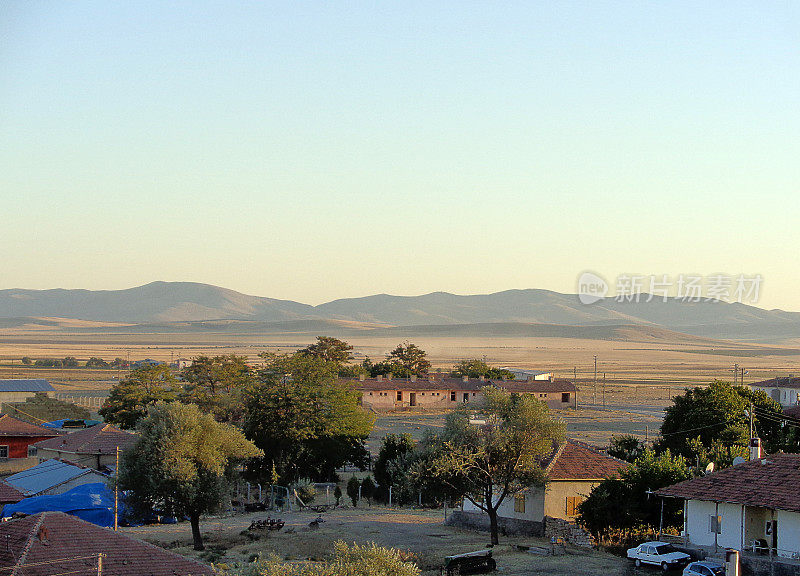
[
  {"xmin": 657, "ymin": 449, "xmax": 800, "ymax": 559},
  {"xmin": 0, "ymin": 414, "xmax": 59, "ymax": 461},
  {"xmin": 349, "ymin": 375, "xmax": 576, "ymax": 411},
  {"xmin": 0, "ymin": 379, "xmax": 55, "ymax": 405},
  {"xmin": 175, "ymin": 358, "xmax": 193, "ymax": 369},
  {"xmin": 498, "ymin": 368, "xmax": 553, "ymax": 381},
  {"xmin": 454, "ymin": 439, "xmax": 626, "ymax": 536},
  {"xmin": 34, "ymin": 423, "xmax": 136, "ymax": 470},
  {"xmin": 0, "ymin": 512, "xmax": 215, "ymax": 576},
  {"xmin": 748, "ymin": 376, "xmax": 800, "ymax": 407}
]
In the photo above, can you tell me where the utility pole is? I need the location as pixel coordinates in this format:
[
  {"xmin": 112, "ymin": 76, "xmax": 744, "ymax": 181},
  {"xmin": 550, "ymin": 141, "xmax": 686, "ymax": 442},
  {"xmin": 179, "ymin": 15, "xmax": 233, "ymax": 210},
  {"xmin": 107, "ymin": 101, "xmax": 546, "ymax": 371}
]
[
  {"xmin": 602, "ymin": 373, "xmax": 606, "ymax": 409},
  {"xmin": 593, "ymin": 355, "xmax": 597, "ymax": 405},
  {"xmin": 750, "ymin": 400, "xmax": 754, "ymax": 440},
  {"xmin": 733, "ymin": 363, "xmax": 738, "ymax": 385},
  {"xmin": 741, "ymin": 367, "xmax": 746, "ymax": 385},
  {"xmin": 97, "ymin": 553, "xmax": 104, "ymax": 575}
]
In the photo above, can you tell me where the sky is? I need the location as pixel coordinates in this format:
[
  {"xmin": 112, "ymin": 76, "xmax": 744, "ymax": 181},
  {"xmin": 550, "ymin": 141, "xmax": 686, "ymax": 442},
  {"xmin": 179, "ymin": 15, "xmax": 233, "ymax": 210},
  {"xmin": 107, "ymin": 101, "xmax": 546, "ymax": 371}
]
[{"xmin": 1, "ymin": 2, "xmax": 799, "ymax": 308}]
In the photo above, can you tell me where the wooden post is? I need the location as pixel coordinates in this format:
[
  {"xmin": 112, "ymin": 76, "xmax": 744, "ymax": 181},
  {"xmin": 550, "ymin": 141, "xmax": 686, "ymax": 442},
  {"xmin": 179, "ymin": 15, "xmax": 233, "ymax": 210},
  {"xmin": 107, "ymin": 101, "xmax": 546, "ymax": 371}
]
[
  {"xmin": 97, "ymin": 553, "xmax": 104, "ymax": 575},
  {"xmin": 114, "ymin": 447, "xmax": 119, "ymax": 531}
]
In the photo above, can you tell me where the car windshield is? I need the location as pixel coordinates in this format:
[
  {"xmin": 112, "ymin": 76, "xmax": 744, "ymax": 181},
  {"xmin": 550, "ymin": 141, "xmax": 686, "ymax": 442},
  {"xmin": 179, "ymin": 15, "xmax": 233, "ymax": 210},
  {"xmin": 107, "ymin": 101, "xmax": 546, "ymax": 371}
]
[
  {"xmin": 709, "ymin": 565, "xmax": 725, "ymax": 575},
  {"xmin": 653, "ymin": 544, "xmax": 676, "ymax": 555}
]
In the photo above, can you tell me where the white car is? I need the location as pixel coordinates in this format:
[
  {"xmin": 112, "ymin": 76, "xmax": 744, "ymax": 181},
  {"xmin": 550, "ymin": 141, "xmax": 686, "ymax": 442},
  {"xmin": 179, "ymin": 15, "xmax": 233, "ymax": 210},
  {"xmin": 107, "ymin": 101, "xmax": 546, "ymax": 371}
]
[
  {"xmin": 627, "ymin": 541, "xmax": 692, "ymax": 571},
  {"xmin": 683, "ymin": 561, "xmax": 725, "ymax": 576}
]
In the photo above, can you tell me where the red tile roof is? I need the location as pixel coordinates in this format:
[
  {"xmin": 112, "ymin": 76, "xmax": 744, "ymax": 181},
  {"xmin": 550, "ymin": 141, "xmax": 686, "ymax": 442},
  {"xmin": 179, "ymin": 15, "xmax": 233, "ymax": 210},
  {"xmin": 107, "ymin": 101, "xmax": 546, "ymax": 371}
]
[
  {"xmin": 0, "ymin": 481, "xmax": 24, "ymax": 504},
  {"xmin": 657, "ymin": 453, "xmax": 800, "ymax": 512},
  {"xmin": 34, "ymin": 423, "xmax": 136, "ymax": 455},
  {"xmin": 0, "ymin": 512, "xmax": 214, "ymax": 576},
  {"xmin": 545, "ymin": 439, "xmax": 628, "ymax": 481},
  {"xmin": 0, "ymin": 414, "xmax": 59, "ymax": 438},
  {"xmin": 347, "ymin": 376, "xmax": 576, "ymax": 394}
]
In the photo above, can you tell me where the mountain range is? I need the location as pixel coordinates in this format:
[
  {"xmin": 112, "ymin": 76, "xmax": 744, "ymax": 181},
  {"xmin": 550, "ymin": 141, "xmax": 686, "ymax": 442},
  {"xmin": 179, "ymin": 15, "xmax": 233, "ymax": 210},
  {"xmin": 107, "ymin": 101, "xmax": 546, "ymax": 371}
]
[{"xmin": 1, "ymin": 281, "xmax": 799, "ymax": 341}]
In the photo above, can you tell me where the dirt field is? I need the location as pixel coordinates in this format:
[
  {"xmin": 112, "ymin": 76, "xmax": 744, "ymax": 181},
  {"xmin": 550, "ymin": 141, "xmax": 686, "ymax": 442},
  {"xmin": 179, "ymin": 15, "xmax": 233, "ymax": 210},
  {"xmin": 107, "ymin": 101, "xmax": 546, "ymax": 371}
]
[{"xmin": 123, "ymin": 505, "xmax": 634, "ymax": 575}]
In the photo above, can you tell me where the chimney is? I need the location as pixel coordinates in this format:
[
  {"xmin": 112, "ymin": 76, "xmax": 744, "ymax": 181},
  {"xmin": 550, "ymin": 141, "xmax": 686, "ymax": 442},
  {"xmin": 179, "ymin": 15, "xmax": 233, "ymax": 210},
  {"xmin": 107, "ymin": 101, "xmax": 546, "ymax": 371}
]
[
  {"xmin": 359, "ymin": 374, "xmax": 366, "ymax": 382},
  {"xmin": 750, "ymin": 437, "xmax": 763, "ymax": 460},
  {"xmin": 462, "ymin": 375, "xmax": 468, "ymax": 383},
  {"xmin": 376, "ymin": 374, "xmax": 383, "ymax": 382},
  {"xmin": 387, "ymin": 372, "xmax": 393, "ymax": 380},
  {"xmin": 411, "ymin": 374, "xmax": 417, "ymax": 382},
  {"xmin": 479, "ymin": 375, "xmax": 485, "ymax": 382}
]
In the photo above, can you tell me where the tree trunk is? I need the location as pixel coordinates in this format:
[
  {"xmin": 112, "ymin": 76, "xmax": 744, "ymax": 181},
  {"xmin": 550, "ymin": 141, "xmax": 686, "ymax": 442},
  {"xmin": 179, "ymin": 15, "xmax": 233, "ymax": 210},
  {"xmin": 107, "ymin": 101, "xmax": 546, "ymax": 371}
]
[
  {"xmin": 190, "ymin": 513, "xmax": 204, "ymax": 551},
  {"xmin": 488, "ymin": 508, "xmax": 499, "ymax": 545}
]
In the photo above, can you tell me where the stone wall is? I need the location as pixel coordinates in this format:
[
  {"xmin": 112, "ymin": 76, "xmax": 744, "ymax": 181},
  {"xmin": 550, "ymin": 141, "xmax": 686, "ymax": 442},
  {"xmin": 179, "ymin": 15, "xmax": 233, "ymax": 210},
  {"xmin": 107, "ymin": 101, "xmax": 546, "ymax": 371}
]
[
  {"xmin": 543, "ymin": 516, "xmax": 596, "ymax": 548},
  {"xmin": 446, "ymin": 510, "xmax": 544, "ymax": 537}
]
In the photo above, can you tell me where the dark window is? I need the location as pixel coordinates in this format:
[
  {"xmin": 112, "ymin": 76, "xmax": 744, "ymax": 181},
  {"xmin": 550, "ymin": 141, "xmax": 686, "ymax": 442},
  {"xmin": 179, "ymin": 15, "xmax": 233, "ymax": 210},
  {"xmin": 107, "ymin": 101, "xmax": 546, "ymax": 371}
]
[
  {"xmin": 0, "ymin": 445, "xmax": 8, "ymax": 458},
  {"xmin": 450, "ymin": 391, "xmax": 456, "ymax": 401},
  {"xmin": 27, "ymin": 446, "xmax": 38, "ymax": 457},
  {"xmin": 396, "ymin": 391, "xmax": 402, "ymax": 401},
  {"xmin": 562, "ymin": 392, "xmax": 570, "ymax": 402}
]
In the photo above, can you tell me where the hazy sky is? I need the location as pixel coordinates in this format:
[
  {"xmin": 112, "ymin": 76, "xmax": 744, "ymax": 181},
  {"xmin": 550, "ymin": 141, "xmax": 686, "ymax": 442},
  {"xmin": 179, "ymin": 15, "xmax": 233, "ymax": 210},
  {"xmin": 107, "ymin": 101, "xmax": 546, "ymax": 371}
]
[{"xmin": 2, "ymin": 2, "xmax": 799, "ymax": 308}]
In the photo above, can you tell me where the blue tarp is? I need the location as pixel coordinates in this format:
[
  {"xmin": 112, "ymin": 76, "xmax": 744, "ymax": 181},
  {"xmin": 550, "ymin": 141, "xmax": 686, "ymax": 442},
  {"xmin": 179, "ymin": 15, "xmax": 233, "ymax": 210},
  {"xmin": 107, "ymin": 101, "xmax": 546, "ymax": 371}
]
[
  {"xmin": 1, "ymin": 483, "xmax": 120, "ymax": 527},
  {"xmin": 43, "ymin": 419, "xmax": 102, "ymax": 429}
]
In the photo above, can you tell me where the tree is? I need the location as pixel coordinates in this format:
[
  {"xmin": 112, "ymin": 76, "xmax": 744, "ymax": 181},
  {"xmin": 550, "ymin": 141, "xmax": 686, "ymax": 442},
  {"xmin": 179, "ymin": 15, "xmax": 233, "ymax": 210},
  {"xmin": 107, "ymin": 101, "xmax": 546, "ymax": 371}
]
[
  {"xmin": 608, "ymin": 434, "xmax": 645, "ymax": 463},
  {"xmin": 578, "ymin": 449, "xmax": 691, "ymax": 536},
  {"xmin": 99, "ymin": 365, "xmax": 181, "ymax": 429},
  {"xmin": 385, "ymin": 342, "xmax": 430, "ymax": 376},
  {"xmin": 301, "ymin": 336, "xmax": 354, "ymax": 364},
  {"xmin": 373, "ymin": 433, "xmax": 415, "ymax": 502},
  {"xmin": 452, "ymin": 359, "xmax": 515, "ymax": 380},
  {"xmin": 411, "ymin": 386, "xmax": 565, "ymax": 544},
  {"xmin": 21, "ymin": 357, "xmax": 32, "ymax": 365},
  {"xmin": 231, "ymin": 541, "xmax": 420, "ymax": 576},
  {"xmin": 361, "ymin": 476, "xmax": 375, "ymax": 506},
  {"xmin": 180, "ymin": 355, "xmax": 254, "ymax": 423},
  {"xmin": 347, "ymin": 476, "xmax": 360, "ymax": 507},
  {"xmin": 655, "ymin": 381, "xmax": 789, "ymax": 466},
  {"xmin": 334, "ymin": 484, "xmax": 342, "ymax": 506},
  {"xmin": 244, "ymin": 353, "xmax": 374, "ymax": 484},
  {"xmin": 110, "ymin": 357, "xmax": 129, "ymax": 368},
  {"xmin": 62, "ymin": 356, "xmax": 79, "ymax": 368},
  {"xmin": 86, "ymin": 357, "xmax": 109, "ymax": 368},
  {"xmin": 119, "ymin": 402, "xmax": 262, "ymax": 550}
]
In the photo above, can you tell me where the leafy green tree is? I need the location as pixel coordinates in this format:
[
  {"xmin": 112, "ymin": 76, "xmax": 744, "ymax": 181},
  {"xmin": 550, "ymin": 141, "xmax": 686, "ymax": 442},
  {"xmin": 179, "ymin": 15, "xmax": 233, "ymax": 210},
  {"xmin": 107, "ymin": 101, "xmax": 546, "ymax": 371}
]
[
  {"xmin": 231, "ymin": 541, "xmax": 420, "ymax": 576},
  {"xmin": 21, "ymin": 357, "xmax": 32, "ymax": 365},
  {"xmin": 577, "ymin": 448, "xmax": 691, "ymax": 536},
  {"xmin": 99, "ymin": 364, "xmax": 181, "ymax": 429},
  {"xmin": 180, "ymin": 354, "xmax": 253, "ymax": 423},
  {"xmin": 301, "ymin": 336, "xmax": 354, "ymax": 364},
  {"xmin": 110, "ymin": 357, "xmax": 129, "ymax": 368},
  {"xmin": 411, "ymin": 386, "xmax": 565, "ymax": 544},
  {"xmin": 347, "ymin": 476, "xmax": 360, "ymax": 507},
  {"xmin": 656, "ymin": 381, "xmax": 789, "ymax": 465},
  {"xmin": 608, "ymin": 434, "xmax": 645, "ymax": 463},
  {"xmin": 35, "ymin": 358, "xmax": 61, "ymax": 367},
  {"xmin": 373, "ymin": 433, "xmax": 415, "ymax": 502},
  {"xmin": 452, "ymin": 359, "xmax": 515, "ymax": 380},
  {"xmin": 361, "ymin": 476, "xmax": 375, "ymax": 505},
  {"xmin": 62, "ymin": 356, "xmax": 79, "ymax": 368},
  {"xmin": 119, "ymin": 402, "xmax": 262, "ymax": 550},
  {"xmin": 385, "ymin": 342, "xmax": 430, "ymax": 376},
  {"xmin": 86, "ymin": 357, "xmax": 109, "ymax": 368},
  {"xmin": 244, "ymin": 353, "xmax": 374, "ymax": 484}
]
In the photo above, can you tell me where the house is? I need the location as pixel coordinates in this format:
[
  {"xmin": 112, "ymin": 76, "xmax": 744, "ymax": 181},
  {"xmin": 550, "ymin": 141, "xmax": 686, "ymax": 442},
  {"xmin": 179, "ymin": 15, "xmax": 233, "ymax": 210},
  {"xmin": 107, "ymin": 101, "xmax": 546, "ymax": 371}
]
[
  {"xmin": 0, "ymin": 511, "xmax": 214, "ymax": 576},
  {"xmin": 499, "ymin": 368, "xmax": 553, "ymax": 381},
  {"xmin": 5, "ymin": 458, "xmax": 110, "ymax": 496},
  {"xmin": 0, "ymin": 379, "xmax": 55, "ymax": 404},
  {"xmin": 749, "ymin": 376, "xmax": 800, "ymax": 407},
  {"xmin": 454, "ymin": 439, "xmax": 627, "ymax": 536},
  {"xmin": 351, "ymin": 374, "xmax": 577, "ymax": 411},
  {"xmin": 657, "ymin": 450, "xmax": 800, "ymax": 559},
  {"xmin": 34, "ymin": 423, "xmax": 136, "ymax": 469},
  {"xmin": 0, "ymin": 414, "xmax": 60, "ymax": 459}
]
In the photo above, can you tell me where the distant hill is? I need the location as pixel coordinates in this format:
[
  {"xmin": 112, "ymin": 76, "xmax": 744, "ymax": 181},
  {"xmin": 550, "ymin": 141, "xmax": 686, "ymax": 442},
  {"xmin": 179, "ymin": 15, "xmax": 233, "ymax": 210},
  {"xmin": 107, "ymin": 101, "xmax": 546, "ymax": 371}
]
[{"xmin": 1, "ymin": 281, "xmax": 799, "ymax": 341}]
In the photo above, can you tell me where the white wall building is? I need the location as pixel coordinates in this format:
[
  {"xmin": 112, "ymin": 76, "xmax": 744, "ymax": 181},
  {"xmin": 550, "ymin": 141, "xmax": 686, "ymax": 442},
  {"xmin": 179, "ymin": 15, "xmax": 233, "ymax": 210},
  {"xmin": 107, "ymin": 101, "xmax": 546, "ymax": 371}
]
[{"xmin": 748, "ymin": 376, "xmax": 800, "ymax": 407}]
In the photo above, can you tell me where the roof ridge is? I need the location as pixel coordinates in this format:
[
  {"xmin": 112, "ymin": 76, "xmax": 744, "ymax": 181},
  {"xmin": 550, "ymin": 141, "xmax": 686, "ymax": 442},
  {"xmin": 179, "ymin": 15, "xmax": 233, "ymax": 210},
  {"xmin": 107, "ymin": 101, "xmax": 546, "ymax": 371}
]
[
  {"xmin": 545, "ymin": 441, "xmax": 568, "ymax": 474},
  {"xmin": 11, "ymin": 512, "xmax": 46, "ymax": 576}
]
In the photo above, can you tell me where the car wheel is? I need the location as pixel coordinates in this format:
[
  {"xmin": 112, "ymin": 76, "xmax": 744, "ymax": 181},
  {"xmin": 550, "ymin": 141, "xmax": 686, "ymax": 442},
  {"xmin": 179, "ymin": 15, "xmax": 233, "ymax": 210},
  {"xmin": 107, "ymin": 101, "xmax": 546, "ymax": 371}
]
[
  {"xmin": 661, "ymin": 562, "xmax": 669, "ymax": 571},
  {"xmin": 635, "ymin": 559, "xmax": 642, "ymax": 567}
]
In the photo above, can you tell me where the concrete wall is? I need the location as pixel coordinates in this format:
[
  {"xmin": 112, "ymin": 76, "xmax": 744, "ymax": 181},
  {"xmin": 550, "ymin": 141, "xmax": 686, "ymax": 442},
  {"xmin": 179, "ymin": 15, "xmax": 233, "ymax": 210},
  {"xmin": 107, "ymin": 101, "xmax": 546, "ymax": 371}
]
[
  {"xmin": 361, "ymin": 388, "xmax": 573, "ymax": 411},
  {"xmin": 776, "ymin": 510, "xmax": 800, "ymax": 558},
  {"xmin": 543, "ymin": 480, "xmax": 598, "ymax": 520},
  {"xmin": 686, "ymin": 500, "xmax": 744, "ymax": 550},
  {"xmin": 36, "ymin": 449, "xmax": 115, "ymax": 470},
  {"xmin": 40, "ymin": 471, "xmax": 109, "ymax": 495},
  {"xmin": 446, "ymin": 510, "xmax": 544, "ymax": 537}
]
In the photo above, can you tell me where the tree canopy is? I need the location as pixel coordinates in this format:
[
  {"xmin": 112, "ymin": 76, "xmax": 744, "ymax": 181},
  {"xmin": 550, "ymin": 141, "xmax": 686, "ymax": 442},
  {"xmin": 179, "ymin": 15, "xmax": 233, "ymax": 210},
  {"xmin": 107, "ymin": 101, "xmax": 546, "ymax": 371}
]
[
  {"xmin": 411, "ymin": 386, "xmax": 565, "ymax": 544},
  {"xmin": 180, "ymin": 354, "xmax": 254, "ymax": 423},
  {"xmin": 119, "ymin": 402, "xmax": 262, "ymax": 550},
  {"xmin": 373, "ymin": 433, "xmax": 416, "ymax": 502},
  {"xmin": 451, "ymin": 359, "xmax": 515, "ymax": 380},
  {"xmin": 99, "ymin": 364, "xmax": 181, "ymax": 429},
  {"xmin": 244, "ymin": 353, "xmax": 374, "ymax": 484},
  {"xmin": 300, "ymin": 336, "xmax": 354, "ymax": 364}
]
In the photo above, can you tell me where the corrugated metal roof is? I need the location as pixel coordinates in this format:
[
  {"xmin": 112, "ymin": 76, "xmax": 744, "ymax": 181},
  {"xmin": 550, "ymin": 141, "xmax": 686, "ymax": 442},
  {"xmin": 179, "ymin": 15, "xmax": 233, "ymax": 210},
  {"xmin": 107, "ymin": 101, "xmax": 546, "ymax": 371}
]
[
  {"xmin": 4, "ymin": 459, "xmax": 104, "ymax": 496},
  {"xmin": 0, "ymin": 379, "xmax": 55, "ymax": 393}
]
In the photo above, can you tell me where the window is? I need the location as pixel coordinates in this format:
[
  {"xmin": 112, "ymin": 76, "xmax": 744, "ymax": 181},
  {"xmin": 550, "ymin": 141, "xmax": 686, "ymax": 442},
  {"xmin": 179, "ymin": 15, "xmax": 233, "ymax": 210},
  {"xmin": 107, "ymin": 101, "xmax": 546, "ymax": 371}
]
[
  {"xmin": 708, "ymin": 515, "xmax": 722, "ymax": 534},
  {"xmin": 368, "ymin": 392, "xmax": 373, "ymax": 396},
  {"xmin": 396, "ymin": 391, "xmax": 402, "ymax": 401},
  {"xmin": 562, "ymin": 392, "xmax": 570, "ymax": 403},
  {"xmin": 451, "ymin": 391, "xmax": 456, "ymax": 401},
  {"xmin": 27, "ymin": 446, "xmax": 37, "ymax": 457},
  {"xmin": 565, "ymin": 496, "xmax": 582, "ymax": 516},
  {"xmin": 514, "ymin": 494, "xmax": 526, "ymax": 514},
  {"xmin": 0, "ymin": 446, "xmax": 8, "ymax": 459}
]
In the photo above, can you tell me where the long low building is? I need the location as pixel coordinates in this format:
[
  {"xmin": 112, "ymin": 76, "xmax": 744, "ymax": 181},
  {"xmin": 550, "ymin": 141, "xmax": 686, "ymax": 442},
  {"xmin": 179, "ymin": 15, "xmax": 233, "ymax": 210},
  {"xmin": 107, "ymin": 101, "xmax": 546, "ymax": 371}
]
[
  {"xmin": 748, "ymin": 376, "xmax": 800, "ymax": 407},
  {"xmin": 348, "ymin": 374, "xmax": 577, "ymax": 411}
]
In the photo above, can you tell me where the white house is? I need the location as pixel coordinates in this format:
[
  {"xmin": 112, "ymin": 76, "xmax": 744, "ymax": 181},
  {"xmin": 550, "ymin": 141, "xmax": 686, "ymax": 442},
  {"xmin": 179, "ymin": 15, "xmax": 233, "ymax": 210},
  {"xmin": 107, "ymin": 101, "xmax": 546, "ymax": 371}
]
[
  {"xmin": 748, "ymin": 376, "xmax": 800, "ymax": 407},
  {"xmin": 454, "ymin": 439, "xmax": 626, "ymax": 536},
  {"xmin": 657, "ymin": 452, "xmax": 800, "ymax": 559},
  {"xmin": 498, "ymin": 368, "xmax": 553, "ymax": 381}
]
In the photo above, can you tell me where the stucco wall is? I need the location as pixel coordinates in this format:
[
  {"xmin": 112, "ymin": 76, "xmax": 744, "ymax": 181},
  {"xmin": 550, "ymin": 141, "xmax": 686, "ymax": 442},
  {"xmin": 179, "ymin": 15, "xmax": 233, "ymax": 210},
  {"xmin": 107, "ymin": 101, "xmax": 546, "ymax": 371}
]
[
  {"xmin": 776, "ymin": 510, "xmax": 800, "ymax": 558},
  {"xmin": 543, "ymin": 480, "xmax": 597, "ymax": 520},
  {"xmin": 686, "ymin": 500, "xmax": 744, "ymax": 550}
]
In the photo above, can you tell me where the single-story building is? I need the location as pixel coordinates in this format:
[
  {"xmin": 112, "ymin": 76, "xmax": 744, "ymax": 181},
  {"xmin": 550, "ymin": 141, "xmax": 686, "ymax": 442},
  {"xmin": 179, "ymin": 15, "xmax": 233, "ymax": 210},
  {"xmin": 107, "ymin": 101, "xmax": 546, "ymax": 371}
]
[
  {"xmin": 5, "ymin": 458, "xmax": 110, "ymax": 497},
  {"xmin": 455, "ymin": 439, "xmax": 627, "ymax": 536},
  {"xmin": 0, "ymin": 511, "xmax": 214, "ymax": 575},
  {"xmin": 748, "ymin": 376, "xmax": 800, "ymax": 407},
  {"xmin": 350, "ymin": 375, "xmax": 577, "ymax": 411},
  {"xmin": 0, "ymin": 379, "xmax": 55, "ymax": 405},
  {"xmin": 657, "ymin": 452, "xmax": 800, "ymax": 559},
  {"xmin": 34, "ymin": 423, "xmax": 136, "ymax": 469},
  {"xmin": 498, "ymin": 368, "xmax": 553, "ymax": 381},
  {"xmin": 0, "ymin": 414, "xmax": 60, "ymax": 459}
]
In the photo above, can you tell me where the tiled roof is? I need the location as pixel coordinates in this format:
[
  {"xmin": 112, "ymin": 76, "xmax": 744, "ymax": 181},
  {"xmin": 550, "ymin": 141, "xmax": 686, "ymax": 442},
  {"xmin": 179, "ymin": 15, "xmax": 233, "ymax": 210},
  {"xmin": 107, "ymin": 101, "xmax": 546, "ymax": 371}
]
[
  {"xmin": 750, "ymin": 376, "xmax": 800, "ymax": 390},
  {"xmin": 0, "ymin": 414, "xmax": 60, "ymax": 437},
  {"xmin": 348, "ymin": 376, "xmax": 576, "ymax": 394},
  {"xmin": 0, "ymin": 512, "xmax": 214, "ymax": 576},
  {"xmin": 35, "ymin": 423, "xmax": 136, "ymax": 455},
  {"xmin": 0, "ymin": 379, "xmax": 55, "ymax": 393},
  {"xmin": 5, "ymin": 458, "xmax": 107, "ymax": 496},
  {"xmin": 656, "ymin": 453, "xmax": 800, "ymax": 512},
  {"xmin": 0, "ymin": 481, "xmax": 24, "ymax": 504},
  {"xmin": 545, "ymin": 439, "xmax": 628, "ymax": 481}
]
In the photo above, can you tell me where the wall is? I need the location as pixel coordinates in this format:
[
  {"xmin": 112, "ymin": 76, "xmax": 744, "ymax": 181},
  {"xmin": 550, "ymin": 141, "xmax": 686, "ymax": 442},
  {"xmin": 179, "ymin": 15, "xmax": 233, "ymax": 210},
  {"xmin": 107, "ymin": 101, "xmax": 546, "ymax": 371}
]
[
  {"xmin": 446, "ymin": 510, "xmax": 544, "ymax": 537},
  {"xmin": 776, "ymin": 510, "xmax": 800, "ymax": 558},
  {"xmin": 36, "ymin": 448, "xmax": 114, "ymax": 470},
  {"xmin": 543, "ymin": 480, "xmax": 597, "ymax": 521},
  {"xmin": 0, "ymin": 391, "xmax": 53, "ymax": 405},
  {"xmin": 686, "ymin": 500, "xmax": 744, "ymax": 550},
  {"xmin": 40, "ymin": 471, "xmax": 109, "ymax": 495},
  {"xmin": 0, "ymin": 435, "xmax": 55, "ymax": 459},
  {"xmin": 361, "ymin": 388, "xmax": 573, "ymax": 411}
]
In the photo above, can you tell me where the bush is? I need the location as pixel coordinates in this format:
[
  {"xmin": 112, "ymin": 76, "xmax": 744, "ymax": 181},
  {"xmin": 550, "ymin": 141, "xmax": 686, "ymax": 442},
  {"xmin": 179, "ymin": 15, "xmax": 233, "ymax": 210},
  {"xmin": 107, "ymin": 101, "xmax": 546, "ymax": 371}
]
[
  {"xmin": 294, "ymin": 482, "xmax": 316, "ymax": 505},
  {"xmin": 347, "ymin": 476, "xmax": 360, "ymax": 507},
  {"xmin": 361, "ymin": 476, "xmax": 375, "ymax": 505}
]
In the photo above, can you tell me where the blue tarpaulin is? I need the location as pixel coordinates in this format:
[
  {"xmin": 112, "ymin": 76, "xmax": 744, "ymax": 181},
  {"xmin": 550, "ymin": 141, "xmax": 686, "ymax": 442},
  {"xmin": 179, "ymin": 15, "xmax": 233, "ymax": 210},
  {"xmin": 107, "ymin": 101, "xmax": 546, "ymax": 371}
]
[{"xmin": 1, "ymin": 483, "xmax": 119, "ymax": 527}]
